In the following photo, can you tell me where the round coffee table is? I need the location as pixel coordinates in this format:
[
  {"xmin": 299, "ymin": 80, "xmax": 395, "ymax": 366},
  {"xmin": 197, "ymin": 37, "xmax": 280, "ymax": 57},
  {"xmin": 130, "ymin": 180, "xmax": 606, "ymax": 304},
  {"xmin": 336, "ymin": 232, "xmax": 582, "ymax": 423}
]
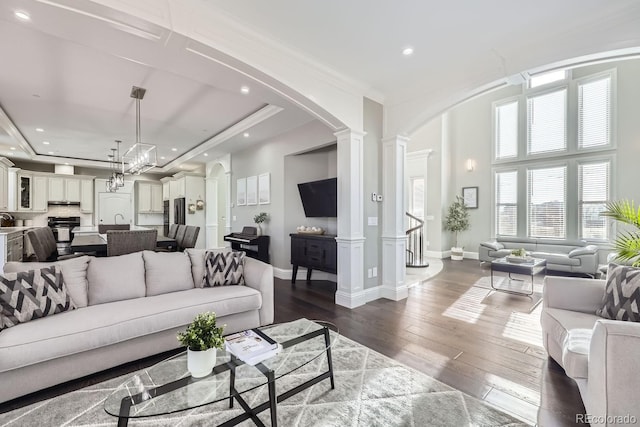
[{"xmin": 104, "ymin": 319, "xmax": 338, "ymax": 427}]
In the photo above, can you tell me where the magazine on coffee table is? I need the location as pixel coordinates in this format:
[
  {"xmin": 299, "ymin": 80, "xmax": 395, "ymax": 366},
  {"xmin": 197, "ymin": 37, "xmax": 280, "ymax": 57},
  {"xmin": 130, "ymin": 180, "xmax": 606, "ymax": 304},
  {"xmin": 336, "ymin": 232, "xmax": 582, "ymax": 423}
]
[{"xmin": 225, "ymin": 328, "xmax": 280, "ymax": 365}]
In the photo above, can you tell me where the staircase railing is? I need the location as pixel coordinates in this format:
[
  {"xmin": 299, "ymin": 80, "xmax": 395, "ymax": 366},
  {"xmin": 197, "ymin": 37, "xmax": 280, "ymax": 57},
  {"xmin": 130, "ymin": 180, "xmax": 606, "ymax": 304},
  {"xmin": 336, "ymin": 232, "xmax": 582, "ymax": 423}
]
[{"xmin": 406, "ymin": 212, "xmax": 429, "ymax": 268}]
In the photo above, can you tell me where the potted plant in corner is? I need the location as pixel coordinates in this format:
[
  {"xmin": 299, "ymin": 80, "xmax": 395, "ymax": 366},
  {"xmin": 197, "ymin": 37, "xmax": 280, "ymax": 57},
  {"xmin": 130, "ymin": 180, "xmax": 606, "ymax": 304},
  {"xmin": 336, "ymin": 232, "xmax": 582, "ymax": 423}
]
[
  {"xmin": 601, "ymin": 199, "xmax": 640, "ymax": 267},
  {"xmin": 254, "ymin": 212, "xmax": 269, "ymax": 236},
  {"xmin": 177, "ymin": 312, "xmax": 225, "ymax": 378},
  {"xmin": 444, "ymin": 196, "xmax": 470, "ymax": 261}
]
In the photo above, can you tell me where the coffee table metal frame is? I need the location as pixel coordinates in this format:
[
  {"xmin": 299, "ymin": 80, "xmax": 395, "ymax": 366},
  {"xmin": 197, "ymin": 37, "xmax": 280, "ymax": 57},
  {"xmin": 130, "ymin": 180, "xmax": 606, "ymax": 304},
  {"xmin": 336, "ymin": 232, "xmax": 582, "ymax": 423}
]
[
  {"xmin": 112, "ymin": 323, "xmax": 335, "ymax": 427},
  {"xmin": 490, "ymin": 257, "xmax": 546, "ymax": 296}
]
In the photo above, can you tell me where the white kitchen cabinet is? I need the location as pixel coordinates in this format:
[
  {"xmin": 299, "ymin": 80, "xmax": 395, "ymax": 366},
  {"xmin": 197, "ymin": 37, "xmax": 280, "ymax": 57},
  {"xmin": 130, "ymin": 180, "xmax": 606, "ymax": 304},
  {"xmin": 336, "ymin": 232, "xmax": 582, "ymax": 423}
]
[
  {"xmin": 65, "ymin": 178, "xmax": 81, "ymax": 202},
  {"xmin": 17, "ymin": 173, "xmax": 32, "ymax": 211},
  {"xmin": 33, "ymin": 175, "xmax": 48, "ymax": 212},
  {"xmin": 162, "ymin": 180, "xmax": 170, "ymax": 201},
  {"xmin": 48, "ymin": 176, "xmax": 81, "ymax": 203},
  {"xmin": 170, "ymin": 177, "xmax": 186, "ymax": 199},
  {"xmin": 48, "ymin": 176, "xmax": 65, "ymax": 201},
  {"xmin": 80, "ymin": 179, "xmax": 93, "ymax": 213},
  {"xmin": 137, "ymin": 182, "xmax": 163, "ymax": 213},
  {"xmin": 0, "ymin": 158, "xmax": 10, "ymax": 211}
]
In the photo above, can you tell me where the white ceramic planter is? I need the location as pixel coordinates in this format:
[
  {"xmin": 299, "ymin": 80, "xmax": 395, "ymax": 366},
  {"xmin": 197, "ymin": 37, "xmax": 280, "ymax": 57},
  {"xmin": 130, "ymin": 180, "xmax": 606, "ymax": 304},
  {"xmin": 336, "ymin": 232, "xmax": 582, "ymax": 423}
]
[
  {"xmin": 187, "ymin": 348, "xmax": 217, "ymax": 378},
  {"xmin": 451, "ymin": 247, "xmax": 464, "ymax": 261}
]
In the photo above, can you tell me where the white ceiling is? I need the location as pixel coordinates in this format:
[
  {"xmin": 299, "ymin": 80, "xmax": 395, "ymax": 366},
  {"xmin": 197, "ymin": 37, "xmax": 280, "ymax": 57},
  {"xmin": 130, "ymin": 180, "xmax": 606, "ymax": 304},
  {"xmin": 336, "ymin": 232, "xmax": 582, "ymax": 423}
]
[{"xmin": 1, "ymin": 0, "xmax": 639, "ymax": 172}]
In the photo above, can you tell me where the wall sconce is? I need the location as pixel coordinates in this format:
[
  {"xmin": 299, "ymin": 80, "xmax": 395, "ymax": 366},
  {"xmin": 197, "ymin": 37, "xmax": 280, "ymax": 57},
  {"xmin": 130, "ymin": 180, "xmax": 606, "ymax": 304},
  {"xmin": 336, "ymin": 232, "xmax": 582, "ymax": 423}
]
[{"xmin": 466, "ymin": 159, "xmax": 476, "ymax": 172}]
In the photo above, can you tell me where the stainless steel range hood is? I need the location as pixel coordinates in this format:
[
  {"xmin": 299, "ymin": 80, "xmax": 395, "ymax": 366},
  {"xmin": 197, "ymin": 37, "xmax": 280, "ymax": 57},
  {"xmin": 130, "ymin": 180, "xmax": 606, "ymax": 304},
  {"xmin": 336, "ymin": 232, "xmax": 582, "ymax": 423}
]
[{"xmin": 47, "ymin": 201, "xmax": 81, "ymax": 206}]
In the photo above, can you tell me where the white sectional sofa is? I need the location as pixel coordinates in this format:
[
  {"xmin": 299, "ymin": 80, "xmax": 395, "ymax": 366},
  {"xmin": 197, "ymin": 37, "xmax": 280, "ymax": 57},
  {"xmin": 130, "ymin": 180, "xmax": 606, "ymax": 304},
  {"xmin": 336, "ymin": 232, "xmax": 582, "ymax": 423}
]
[
  {"xmin": 541, "ymin": 276, "xmax": 640, "ymax": 426},
  {"xmin": 0, "ymin": 249, "xmax": 273, "ymax": 403},
  {"xmin": 479, "ymin": 236, "xmax": 599, "ymax": 276}
]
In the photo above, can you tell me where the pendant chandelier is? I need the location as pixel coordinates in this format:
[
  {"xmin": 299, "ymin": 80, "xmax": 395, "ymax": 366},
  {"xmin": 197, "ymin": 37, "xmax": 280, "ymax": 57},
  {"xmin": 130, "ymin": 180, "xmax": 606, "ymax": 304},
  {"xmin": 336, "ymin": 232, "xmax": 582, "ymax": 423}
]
[
  {"xmin": 122, "ymin": 86, "xmax": 157, "ymax": 175},
  {"xmin": 106, "ymin": 140, "xmax": 125, "ymax": 192}
]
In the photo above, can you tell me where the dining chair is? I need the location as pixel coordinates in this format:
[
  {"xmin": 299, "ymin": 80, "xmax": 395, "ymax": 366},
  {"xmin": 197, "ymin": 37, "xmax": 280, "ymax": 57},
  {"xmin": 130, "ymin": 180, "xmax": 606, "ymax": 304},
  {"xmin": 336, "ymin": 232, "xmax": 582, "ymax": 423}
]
[
  {"xmin": 98, "ymin": 224, "xmax": 130, "ymax": 234},
  {"xmin": 174, "ymin": 225, "xmax": 187, "ymax": 251},
  {"xmin": 167, "ymin": 224, "xmax": 178, "ymax": 239},
  {"xmin": 106, "ymin": 229, "xmax": 157, "ymax": 257},
  {"xmin": 26, "ymin": 227, "xmax": 84, "ymax": 262},
  {"xmin": 180, "ymin": 226, "xmax": 200, "ymax": 251}
]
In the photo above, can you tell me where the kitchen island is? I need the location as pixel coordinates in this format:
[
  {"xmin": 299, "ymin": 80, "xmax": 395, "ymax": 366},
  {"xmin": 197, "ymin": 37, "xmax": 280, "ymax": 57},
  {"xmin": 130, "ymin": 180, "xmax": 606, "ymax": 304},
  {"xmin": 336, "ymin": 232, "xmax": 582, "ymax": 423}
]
[{"xmin": 0, "ymin": 226, "xmax": 40, "ymax": 270}]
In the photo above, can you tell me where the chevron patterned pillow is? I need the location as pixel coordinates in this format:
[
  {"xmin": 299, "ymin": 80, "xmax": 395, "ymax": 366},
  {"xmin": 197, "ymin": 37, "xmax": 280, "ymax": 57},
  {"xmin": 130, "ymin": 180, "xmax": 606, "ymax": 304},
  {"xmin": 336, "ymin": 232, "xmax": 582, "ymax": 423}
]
[
  {"xmin": 0, "ymin": 266, "xmax": 75, "ymax": 331},
  {"xmin": 203, "ymin": 251, "xmax": 246, "ymax": 287},
  {"xmin": 596, "ymin": 263, "xmax": 640, "ymax": 321}
]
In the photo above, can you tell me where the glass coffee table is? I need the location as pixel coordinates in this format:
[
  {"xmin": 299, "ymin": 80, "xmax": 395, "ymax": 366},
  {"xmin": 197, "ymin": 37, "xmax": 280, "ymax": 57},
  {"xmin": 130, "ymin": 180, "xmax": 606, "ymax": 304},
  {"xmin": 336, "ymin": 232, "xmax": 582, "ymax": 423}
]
[
  {"xmin": 490, "ymin": 257, "xmax": 547, "ymax": 296},
  {"xmin": 104, "ymin": 319, "xmax": 337, "ymax": 427}
]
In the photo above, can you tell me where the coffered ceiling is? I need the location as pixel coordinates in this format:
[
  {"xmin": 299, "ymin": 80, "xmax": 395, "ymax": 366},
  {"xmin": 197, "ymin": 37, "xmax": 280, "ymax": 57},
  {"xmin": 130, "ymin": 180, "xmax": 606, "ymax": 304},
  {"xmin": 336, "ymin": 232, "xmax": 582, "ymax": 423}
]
[{"xmin": 1, "ymin": 0, "xmax": 639, "ymax": 174}]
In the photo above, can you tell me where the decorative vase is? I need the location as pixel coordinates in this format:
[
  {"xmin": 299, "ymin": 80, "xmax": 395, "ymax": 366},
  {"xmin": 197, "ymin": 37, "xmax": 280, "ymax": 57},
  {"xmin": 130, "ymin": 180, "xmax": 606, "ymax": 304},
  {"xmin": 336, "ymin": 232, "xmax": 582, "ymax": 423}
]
[
  {"xmin": 256, "ymin": 224, "xmax": 262, "ymax": 236},
  {"xmin": 187, "ymin": 348, "xmax": 217, "ymax": 378},
  {"xmin": 451, "ymin": 247, "xmax": 464, "ymax": 261}
]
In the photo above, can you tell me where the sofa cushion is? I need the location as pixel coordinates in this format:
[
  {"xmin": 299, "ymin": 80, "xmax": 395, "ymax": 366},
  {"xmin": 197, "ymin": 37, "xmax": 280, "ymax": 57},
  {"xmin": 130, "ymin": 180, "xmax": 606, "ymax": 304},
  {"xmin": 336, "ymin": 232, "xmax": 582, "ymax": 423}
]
[
  {"xmin": 187, "ymin": 248, "xmax": 231, "ymax": 288},
  {"xmin": 596, "ymin": 264, "xmax": 640, "ymax": 321},
  {"xmin": 481, "ymin": 241, "xmax": 503, "ymax": 251},
  {"xmin": 562, "ymin": 328, "xmax": 592, "ymax": 379},
  {"xmin": 0, "ymin": 266, "xmax": 75, "ymax": 331},
  {"xmin": 531, "ymin": 252, "xmax": 580, "ymax": 266},
  {"xmin": 4, "ymin": 256, "xmax": 91, "ymax": 308},
  {"xmin": 489, "ymin": 249, "xmax": 511, "ymax": 258},
  {"xmin": 0, "ymin": 286, "xmax": 262, "ymax": 372},
  {"xmin": 87, "ymin": 252, "xmax": 145, "ymax": 305},
  {"xmin": 204, "ymin": 251, "xmax": 246, "ymax": 287},
  {"xmin": 142, "ymin": 251, "xmax": 194, "ymax": 296},
  {"xmin": 541, "ymin": 307, "xmax": 600, "ymax": 347}
]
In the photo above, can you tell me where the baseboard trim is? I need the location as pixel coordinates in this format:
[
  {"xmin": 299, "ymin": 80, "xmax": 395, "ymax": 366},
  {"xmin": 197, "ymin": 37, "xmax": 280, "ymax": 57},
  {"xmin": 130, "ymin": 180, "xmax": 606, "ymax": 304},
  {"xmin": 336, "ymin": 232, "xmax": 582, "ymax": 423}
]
[{"xmin": 335, "ymin": 290, "xmax": 367, "ymax": 308}]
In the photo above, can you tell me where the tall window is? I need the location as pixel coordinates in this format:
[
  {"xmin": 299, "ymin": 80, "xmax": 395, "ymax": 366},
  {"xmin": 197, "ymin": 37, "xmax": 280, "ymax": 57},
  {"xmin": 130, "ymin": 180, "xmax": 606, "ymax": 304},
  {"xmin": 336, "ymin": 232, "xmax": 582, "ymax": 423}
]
[
  {"xmin": 495, "ymin": 171, "xmax": 518, "ymax": 236},
  {"xmin": 579, "ymin": 161, "xmax": 610, "ymax": 240},
  {"xmin": 528, "ymin": 166, "xmax": 566, "ymax": 238},
  {"xmin": 578, "ymin": 76, "xmax": 611, "ymax": 149},
  {"xmin": 495, "ymin": 101, "xmax": 518, "ymax": 159},
  {"xmin": 527, "ymin": 89, "xmax": 567, "ymax": 155}
]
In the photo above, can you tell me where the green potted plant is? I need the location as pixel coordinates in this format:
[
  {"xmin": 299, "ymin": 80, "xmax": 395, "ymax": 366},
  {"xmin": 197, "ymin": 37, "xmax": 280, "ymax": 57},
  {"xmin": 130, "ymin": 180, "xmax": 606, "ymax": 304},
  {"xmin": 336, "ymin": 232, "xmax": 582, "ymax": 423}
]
[
  {"xmin": 444, "ymin": 196, "xmax": 470, "ymax": 261},
  {"xmin": 254, "ymin": 212, "xmax": 269, "ymax": 236},
  {"xmin": 177, "ymin": 312, "xmax": 225, "ymax": 378},
  {"xmin": 601, "ymin": 200, "xmax": 640, "ymax": 267}
]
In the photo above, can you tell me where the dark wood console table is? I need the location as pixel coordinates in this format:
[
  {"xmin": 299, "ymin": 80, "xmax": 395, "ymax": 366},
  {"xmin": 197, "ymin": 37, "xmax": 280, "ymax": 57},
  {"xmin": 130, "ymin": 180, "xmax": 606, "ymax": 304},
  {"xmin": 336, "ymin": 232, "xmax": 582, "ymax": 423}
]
[{"xmin": 290, "ymin": 233, "xmax": 337, "ymax": 284}]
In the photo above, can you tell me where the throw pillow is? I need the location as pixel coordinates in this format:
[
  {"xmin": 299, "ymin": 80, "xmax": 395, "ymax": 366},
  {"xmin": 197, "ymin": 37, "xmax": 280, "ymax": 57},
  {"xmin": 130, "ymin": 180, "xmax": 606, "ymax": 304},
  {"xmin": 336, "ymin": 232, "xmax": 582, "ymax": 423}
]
[
  {"xmin": 596, "ymin": 263, "xmax": 640, "ymax": 321},
  {"xmin": 0, "ymin": 266, "xmax": 75, "ymax": 331},
  {"xmin": 142, "ymin": 250, "xmax": 195, "ymax": 296},
  {"xmin": 4, "ymin": 255, "xmax": 91, "ymax": 308},
  {"xmin": 203, "ymin": 251, "xmax": 246, "ymax": 287}
]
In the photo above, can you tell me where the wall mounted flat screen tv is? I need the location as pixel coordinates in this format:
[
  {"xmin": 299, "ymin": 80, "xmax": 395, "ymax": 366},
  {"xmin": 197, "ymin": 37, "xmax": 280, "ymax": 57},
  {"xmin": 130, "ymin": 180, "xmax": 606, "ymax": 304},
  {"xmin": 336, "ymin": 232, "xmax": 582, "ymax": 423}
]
[{"xmin": 297, "ymin": 177, "xmax": 337, "ymax": 217}]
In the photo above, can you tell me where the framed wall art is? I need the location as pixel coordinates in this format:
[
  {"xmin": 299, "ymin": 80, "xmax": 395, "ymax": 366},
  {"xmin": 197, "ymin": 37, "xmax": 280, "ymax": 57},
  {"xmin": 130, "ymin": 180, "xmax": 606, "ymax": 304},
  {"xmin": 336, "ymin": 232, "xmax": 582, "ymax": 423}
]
[
  {"xmin": 236, "ymin": 178, "xmax": 246, "ymax": 206},
  {"xmin": 246, "ymin": 175, "xmax": 258, "ymax": 205},
  {"xmin": 258, "ymin": 173, "xmax": 270, "ymax": 205},
  {"xmin": 462, "ymin": 186, "xmax": 478, "ymax": 209}
]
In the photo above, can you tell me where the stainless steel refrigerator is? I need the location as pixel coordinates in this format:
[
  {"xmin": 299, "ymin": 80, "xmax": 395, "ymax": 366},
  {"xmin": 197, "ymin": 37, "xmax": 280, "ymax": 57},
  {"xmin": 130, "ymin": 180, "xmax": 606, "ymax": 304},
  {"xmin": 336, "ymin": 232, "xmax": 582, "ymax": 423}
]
[{"xmin": 174, "ymin": 197, "xmax": 186, "ymax": 225}]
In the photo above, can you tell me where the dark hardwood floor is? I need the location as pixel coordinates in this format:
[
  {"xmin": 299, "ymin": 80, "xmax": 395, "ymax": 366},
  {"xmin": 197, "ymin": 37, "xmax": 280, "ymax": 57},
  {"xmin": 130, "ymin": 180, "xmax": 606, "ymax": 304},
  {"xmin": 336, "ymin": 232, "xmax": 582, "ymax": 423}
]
[
  {"xmin": 275, "ymin": 259, "xmax": 587, "ymax": 427},
  {"xmin": 1, "ymin": 259, "xmax": 587, "ymax": 426}
]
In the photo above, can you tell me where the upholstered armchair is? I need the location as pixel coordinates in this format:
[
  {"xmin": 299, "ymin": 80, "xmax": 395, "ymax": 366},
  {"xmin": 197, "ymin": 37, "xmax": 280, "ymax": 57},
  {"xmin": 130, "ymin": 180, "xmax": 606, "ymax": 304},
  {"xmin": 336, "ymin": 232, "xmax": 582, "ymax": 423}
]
[{"xmin": 541, "ymin": 275, "xmax": 640, "ymax": 426}]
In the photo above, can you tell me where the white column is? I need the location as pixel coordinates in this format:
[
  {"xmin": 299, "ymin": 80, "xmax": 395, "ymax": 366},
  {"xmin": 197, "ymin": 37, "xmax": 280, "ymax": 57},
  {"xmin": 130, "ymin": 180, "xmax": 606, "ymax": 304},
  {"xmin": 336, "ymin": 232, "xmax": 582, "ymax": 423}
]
[
  {"xmin": 205, "ymin": 176, "xmax": 218, "ymax": 248},
  {"xmin": 335, "ymin": 128, "xmax": 366, "ymax": 308},
  {"xmin": 224, "ymin": 171, "xmax": 232, "ymax": 238},
  {"xmin": 381, "ymin": 135, "xmax": 409, "ymax": 301}
]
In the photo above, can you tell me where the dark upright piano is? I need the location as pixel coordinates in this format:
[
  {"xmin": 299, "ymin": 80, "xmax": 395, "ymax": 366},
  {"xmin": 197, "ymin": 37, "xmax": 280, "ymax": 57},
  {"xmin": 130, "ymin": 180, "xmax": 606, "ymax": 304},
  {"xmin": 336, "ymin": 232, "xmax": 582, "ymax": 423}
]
[{"xmin": 224, "ymin": 226, "xmax": 270, "ymax": 264}]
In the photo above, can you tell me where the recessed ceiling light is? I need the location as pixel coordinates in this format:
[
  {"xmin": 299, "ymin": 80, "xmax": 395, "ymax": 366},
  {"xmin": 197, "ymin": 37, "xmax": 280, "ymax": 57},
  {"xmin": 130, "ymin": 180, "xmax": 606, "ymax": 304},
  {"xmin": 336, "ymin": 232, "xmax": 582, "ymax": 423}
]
[
  {"xmin": 10, "ymin": 147, "xmax": 16, "ymax": 151},
  {"xmin": 171, "ymin": 148, "xmax": 177, "ymax": 152},
  {"xmin": 47, "ymin": 151, "xmax": 54, "ymax": 155},
  {"xmin": 243, "ymin": 132, "xmax": 250, "ymax": 138},
  {"xmin": 402, "ymin": 46, "xmax": 414, "ymax": 56},
  {"xmin": 64, "ymin": 162, "xmax": 69, "ymax": 165},
  {"xmin": 35, "ymin": 128, "xmax": 44, "ymax": 132},
  {"xmin": 14, "ymin": 11, "xmax": 30, "ymax": 21},
  {"xmin": 203, "ymin": 153, "xmax": 208, "ymax": 157},
  {"xmin": 240, "ymin": 86, "xmax": 250, "ymax": 95},
  {"xmin": 42, "ymin": 141, "xmax": 50, "ymax": 145},
  {"xmin": 160, "ymin": 156, "xmax": 165, "ymax": 160}
]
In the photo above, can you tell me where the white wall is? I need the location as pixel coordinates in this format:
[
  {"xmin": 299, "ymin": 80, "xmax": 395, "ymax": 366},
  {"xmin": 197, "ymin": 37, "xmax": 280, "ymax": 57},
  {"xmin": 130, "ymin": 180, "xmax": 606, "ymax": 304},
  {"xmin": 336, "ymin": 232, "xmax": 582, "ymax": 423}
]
[{"xmin": 230, "ymin": 120, "xmax": 337, "ymax": 270}]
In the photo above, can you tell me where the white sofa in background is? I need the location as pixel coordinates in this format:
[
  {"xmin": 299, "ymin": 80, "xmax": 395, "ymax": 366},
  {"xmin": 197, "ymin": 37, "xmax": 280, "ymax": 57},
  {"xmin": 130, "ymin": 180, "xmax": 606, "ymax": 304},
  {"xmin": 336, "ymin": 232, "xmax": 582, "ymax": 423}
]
[
  {"xmin": 479, "ymin": 236, "xmax": 599, "ymax": 276},
  {"xmin": 0, "ymin": 249, "xmax": 274, "ymax": 403},
  {"xmin": 541, "ymin": 276, "xmax": 640, "ymax": 426}
]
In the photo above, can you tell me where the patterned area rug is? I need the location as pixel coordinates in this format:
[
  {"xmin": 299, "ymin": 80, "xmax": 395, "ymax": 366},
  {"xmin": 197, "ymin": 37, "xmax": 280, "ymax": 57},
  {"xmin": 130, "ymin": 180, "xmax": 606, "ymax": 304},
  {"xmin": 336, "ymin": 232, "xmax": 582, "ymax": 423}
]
[{"xmin": 0, "ymin": 319, "xmax": 528, "ymax": 426}]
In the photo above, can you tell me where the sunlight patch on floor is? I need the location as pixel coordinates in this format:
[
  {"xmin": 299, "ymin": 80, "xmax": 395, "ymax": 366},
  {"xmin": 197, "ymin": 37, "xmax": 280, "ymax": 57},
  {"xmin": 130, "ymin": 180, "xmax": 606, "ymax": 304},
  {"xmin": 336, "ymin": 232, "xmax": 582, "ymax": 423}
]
[
  {"xmin": 442, "ymin": 286, "xmax": 488, "ymax": 324},
  {"xmin": 502, "ymin": 311, "xmax": 544, "ymax": 347}
]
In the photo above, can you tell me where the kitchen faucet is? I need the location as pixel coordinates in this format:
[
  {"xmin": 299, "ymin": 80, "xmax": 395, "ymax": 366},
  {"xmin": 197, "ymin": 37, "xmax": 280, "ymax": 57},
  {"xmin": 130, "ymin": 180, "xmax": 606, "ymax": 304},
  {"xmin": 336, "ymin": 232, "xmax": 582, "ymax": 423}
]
[{"xmin": 114, "ymin": 213, "xmax": 125, "ymax": 224}]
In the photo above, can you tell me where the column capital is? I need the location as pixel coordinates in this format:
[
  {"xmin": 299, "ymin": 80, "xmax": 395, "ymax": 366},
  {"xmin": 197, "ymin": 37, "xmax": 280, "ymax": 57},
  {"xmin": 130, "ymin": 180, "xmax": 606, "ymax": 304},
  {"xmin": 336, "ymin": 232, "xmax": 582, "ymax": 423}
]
[
  {"xmin": 334, "ymin": 128, "xmax": 367, "ymax": 139},
  {"xmin": 381, "ymin": 134, "xmax": 410, "ymax": 145}
]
